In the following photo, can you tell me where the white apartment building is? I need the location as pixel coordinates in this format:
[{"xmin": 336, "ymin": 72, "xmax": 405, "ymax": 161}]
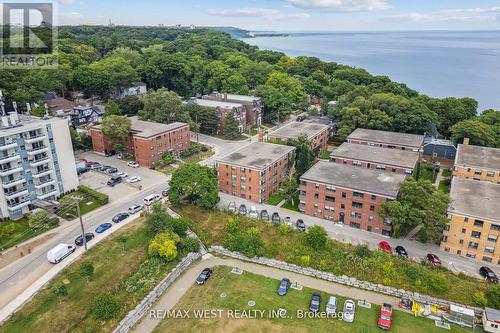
[{"xmin": 0, "ymin": 113, "xmax": 79, "ymax": 220}]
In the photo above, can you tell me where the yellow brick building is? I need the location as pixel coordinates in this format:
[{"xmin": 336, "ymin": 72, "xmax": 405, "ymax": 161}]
[{"xmin": 453, "ymin": 144, "xmax": 500, "ymax": 183}]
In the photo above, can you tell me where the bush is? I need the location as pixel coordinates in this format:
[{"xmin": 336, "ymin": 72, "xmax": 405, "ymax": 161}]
[
  {"xmin": 473, "ymin": 291, "xmax": 488, "ymax": 307},
  {"xmin": 428, "ymin": 273, "xmax": 449, "ymax": 293},
  {"xmin": 78, "ymin": 185, "xmax": 109, "ymax": 205},
  {"xmin": 52, "ymin": 283, "xmax": 68, "ymax": 297},
  {"xmin": 179, "ymin": 143, "xmax": 202, "ymax": 158},
  {"xmin": 225, "ymin": 218, "xmax": 240, "ymax": 234},
  {"xmin": 486, "ymin": 284, "xmax": 500, "ymax": 309},
  {"xmin": 304, "ymin": 225, "xmax": 327, "ymax": 250},
  {"xmin": 171, "ymin": 217, "xmax": 189, "ymax": 236},
  {"xmin": 382, "ymin": 261, "xmax": 395, "ymax": 279},
  {"xmin": 355, "ymin": 244, "xmax": 371, "ymax": 258},
  {"xmin": 241, "ymin": 227, "xmax": 264, "ymax": 258},
  {"xmin": 179, "ymin": 237, "xmax": 200, "ymax": 253},
  {"xmin": 277, "ymin": 223, "xmax": 293, "ymax": 235},
  {"xmin": 148, "ymin": 231, "xmax": 180, "ymax": 261},
  {"xmin": 92, "ymin": 293, "xmax": 120, "ymax": 320},
  {"xmin": 300, "ymin": 255, "xmax": 310, "ymax": 267},
  {"xmin": 125, "ymin": 257, "xmax": 164, "ymax": 294},
  {"xmin": 80, "ymin": 261, "xmax": 94, "ymax": 280}
]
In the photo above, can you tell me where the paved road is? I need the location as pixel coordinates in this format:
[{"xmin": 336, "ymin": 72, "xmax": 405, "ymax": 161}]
[
  {"xmin": 192, "ymin": 132, "xmax": 254, "ymax": 167},
  {"xmin": 217, "ymin": 193, "xmax": 500, "ymax": 278},
  {"xmin": 134, "ymin": 255, "xmax": 400, "ymax": 333}
]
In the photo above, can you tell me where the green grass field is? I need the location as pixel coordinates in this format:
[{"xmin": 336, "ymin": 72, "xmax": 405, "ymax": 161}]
[
  {"xmin": 0, "ymin": 217, "xmax": 56, "ymax": 250},
  {"xmin": 181, "ymin": 144, "xmax": 215, "ymax": 164},
  {"xmin": 57, "ymin": 190, "xmax": 102, "ymax": 220},
  {"xmin": 0, "ymin": 219, "xmax": 182, "ymax": 333},
  {"xmin": 417, "ymin": 163, "xmax": 438, "ymax": 183},
  {"xmin": 438, "ymin": 179, "xmax": 451, "ymax": 193},
  {"xmin": 153, "ymin": 266, "xmax": 470, "ymax": 333}
]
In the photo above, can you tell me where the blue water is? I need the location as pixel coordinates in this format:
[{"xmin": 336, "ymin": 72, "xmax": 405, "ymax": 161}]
[{"xmin": 242, "ymin": 30, "xmax": 500, "ymax": 111}]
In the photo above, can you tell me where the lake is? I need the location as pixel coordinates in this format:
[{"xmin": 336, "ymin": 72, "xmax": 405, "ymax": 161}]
[{"xmin": 242, "ymin": 30, "xmax": 500, "ymax": 111}]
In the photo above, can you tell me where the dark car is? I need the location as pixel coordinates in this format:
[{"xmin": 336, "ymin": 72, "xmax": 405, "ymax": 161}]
[
  {"xmin": 105, "ymin": 150, "xmax": 116, "ymax": 157},
  {"xmin": 95, "ymin": 223, "xmax": 112, "ymax": 234},
  {"xmin": 296, "ymin": 219, "xmax": 306, "ymax": 231},
  {"xmin": 480, "ymin": 266, "xmax": 499, "ymax": 283},
  {"xmin": 162, "ymin": 189, "xmax": 169, "ymax": 197},
  {"xmin": 260, "ymin": 210, "xmax": 270, "ymax": 221},
  {"xmin": 239, "ymin": 204, "xmax": 247, "ymax": 216},
  {"xmin": 105, "ymin": 167, "xmax": 118, "ymax": 174},
  {"xmin": 309, "ymin": 293, "xmax": 321, "ymax": 313},
  {"xmin": 271, "ymin": 212, "xmax": 281, "ymax": 223},
  {"xmin": 107, "ymin": 176, "xmax": 122, "ymax": 187},
  {"xmin": 196, "ymin": 268, "xmax": 212, "ymax": 285},
  {"xmin": 112, "ymin": 212, "xmax": 129, "ymax": 223},
  {"xmin": 75, "ymin": 232, "xmax": 95, "ymax": 246},
  {"xmin": 395, "ymin": 245, "xmax": 408, "ymax": 258},
  {"xmin": 277, "ymin": 278, "xmax": 290, "ymax": 296},
  {"xmin": 100, "ymin": 165, "xmax": 112, "ymax": 171},
  {"xmin": 426, "ymin": 253, "xmax": 441, "ymax": 267}
]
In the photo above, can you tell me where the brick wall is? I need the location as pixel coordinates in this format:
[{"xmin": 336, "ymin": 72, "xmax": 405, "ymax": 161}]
[{"xmin": 329, "ymin": 157, "xmax": 413, "ymax": 175}]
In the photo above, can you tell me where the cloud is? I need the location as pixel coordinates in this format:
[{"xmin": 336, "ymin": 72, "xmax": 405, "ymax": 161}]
[
  {"xmin": 207, "ymin": 7, "xmax": 280, "ymax": 17},
  {"xmin": 59, "ymin": 0, "xmax": 77, "ymax": 4},
  {"xmin": 445, "ymin": 6, "xmax": 500, "ymax": 14},
  {"xmin": 382, "ymin": 12, "xmax": 496, "ymax": 23},
  {"xmin": 285, "ymin": 0, "xmax": 392, "ymax": 12}
]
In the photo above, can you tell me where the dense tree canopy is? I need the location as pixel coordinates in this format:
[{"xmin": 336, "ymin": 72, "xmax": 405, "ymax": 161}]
[{"xmin": 169, "ymin": 163, "xmax": 219, "ymax": 209}]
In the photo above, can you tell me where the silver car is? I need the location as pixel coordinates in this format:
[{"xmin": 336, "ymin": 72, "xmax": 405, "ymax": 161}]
[
  {"xmin": 249, "ymin": 206, "xmax": 258, "ymax": 218},
  {"xmin": 343, "ymin": 300, "xmax": 355, "ymax": 323}
]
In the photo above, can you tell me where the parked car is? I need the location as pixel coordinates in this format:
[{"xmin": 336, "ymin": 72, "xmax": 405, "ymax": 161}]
[
  {"xmin": 260, "ymin": 209, "xmax": 269, "ymax": 221},
  {"xmin": 343, "ymin": 300, "xmax": 355, "ymax": 323},
  {"xmin": 100, "ymin": 165, "xmax": 112, "ymax": 172},
  {"xmin": 309, "ymin": 293, "xmax": 321, "ymax": 313},
  {"xmin": 228, "ymin": 201, "xmax": 236, "ymax": 213},
  {"xmin": 85, "ymin": 161, "xmax": 98, "ymax": 168},
  {"xmin": 161, "ymin": 189, "xmax": 169, "ymax": 197},
  {"xmin": 105, "ymin": 150, "xmax": 116, "ymax": 157},
  {"xmin": 378, "ymin": 241, "xmax": 393, "ymax": 254},
  {"xmin": 284, "ymin": 216, "xmax": 293, "ymax": 227},
  {"xmin": 196, "ymin": 268, "xmax": 212, "ymax": 285},
  {"xmin": 47, "ymin": 243, "xmax": 76, "ymax": 264},
  {"xmin": 144, "ymin": 193, "xmax": 161, "ymax": 206},
  {"xmin": 326, "ymin": 296, "xmax": 338, "ymax": 316},
  {"xmin": 95, "ymin": 223, "xmax": 113, "ymax": 234},
  {"xmin": 277, "ymin": 278, "xmax": 290, "ymax": 296},
  {"xmin": 116, "ymin": 171, "xmax": 128, "ymax": 178},
  {"xmin": 239, "ymin": 204, "xmax": 247, "ymax": 216},
  {"xmin": 127, "ymin": 161, "xmax": 139, "ymax": 168},
  {"xmin": 128, "ymin": 204, "xmax": 143, "ymax": 214},
  {"xmin": 271, "ymin": 212, "xmax": 281, "ymax": 223},
  {"xmin": 107, "ymin": 176, "xmax": 122, "ymax": 187},
  {"xmin": 378, "ymin": 303, "xmax": 393, "ymax": 330},
  {"xmin": 89, "ymin": 163, "xmax": 102, "ymax": 170},
  {"xmin": 480, "ymin": 266, "xmax": 499, "ymax": 283},
  {"xmin": 249, "ymin": 206, "xmax": 258, "ymax": 218},
  {"xmin": 105, "ymin": 167, "xmax": 118, "ymax": 174},
  {"xmin": 75, "ymin": 232, "xmax": 95, "ymax": 246},
  {"xmin": 112, "ymin": 212, "xmax": 129, "ymax": 223},
  {"xmin": 126, "ymin": 176, "xmax": 141, "ymax": 183},
  {"xmin": 395, "ymin": 245, "xmax": 408, "ymax": 258},
  {"xmin": 296, "ymin": 219, "xmax": 306, "ymax": 231},
  {"xmin": 426, "ymin": 253, "xmax": 441, "ymax": 267}
]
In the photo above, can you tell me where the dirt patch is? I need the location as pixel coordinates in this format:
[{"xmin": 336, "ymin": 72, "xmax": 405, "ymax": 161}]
[{"xmin": 0, "ymin": 232, "xmax": 58, "ymax": 269}]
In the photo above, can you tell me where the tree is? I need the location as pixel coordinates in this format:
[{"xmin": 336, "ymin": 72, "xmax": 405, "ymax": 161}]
[
  {"xmin": 148, "ymin": 230, "xmax": 181, "ymax": 261},
  {"xmin": 169, "ymin": 163, "xmax": 220, "ymax": 209},
  {"xmin": 144, "ymin": 202, "xmax": 173, "ymax": 236},
  {"xmin": 435, "ymin": 97, "xmax": 478, "ymax": 136},
  {"xmin": 304, "ymin": 225, "xmax": 328, "ymax": 250},
  {"xmin": 118, "ymin": 95, "xmax": 144, "ymax": 116},
  {"xmin": 450, "ymin": 119, "xmax": 496, "ymax": 147},
  {"xmin": 287, "ymin": 135, "xmax": 314, "ymax": 177},
  {"xmin": 138, "ymin": 88, "xmax": 191, "ymax": 125},
  {"xmin": 101, "ymin": 115, "xmax": 131, "ymax": 153},
  {"xmin": 242, "ymin": 226, "xmax": 264, "ymax": 257},
  {"xmin": 91, "ymin": 55, "xmax": 139, "ymax": 89},
  {"xmin": 486, "ymin": 284, "xmax": 500, "ymax": 309},
  {"xmin": 71, "ymin": 65, "xmax": 112, "ymax": 101},
  {"xmin": 222, "ymin": 114, "xmax": 240, "ymax": 139},
  {"xmin": 282, "ymin": 177, "xmax": 298, "ymax": 206},
  {"xmin": 222, "ymin": 73, "xmax": 249, "ymax": 95},
  {"xmin": 0, "ymin": 223, "xmax": 15, "ymax": 244},
  {"xmin": 380, "ymin": 178, "xmax": 450, "ymax": 242},
  {"xmin": 80, "ymin": 261, "xmax": 94, "ymax": 282},
  {"xmin": 104, "ymin": 99, "xmax": 122, "ymax": 117},
  {"xmin": 185, "ymin": 104, "xmax": 218, "ymax": 134},
  {"xmin": 92, "ymin": 293, "xmax": 120, "ymax": 320},
  {"xmin": 27, "ymin": 210, "xmax": 53, "ymax": 230}
]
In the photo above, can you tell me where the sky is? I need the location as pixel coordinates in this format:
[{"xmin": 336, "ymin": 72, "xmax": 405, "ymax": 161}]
[{"xmin": 54, "ymin": 0, "xmax": 500, "ymax": 31}]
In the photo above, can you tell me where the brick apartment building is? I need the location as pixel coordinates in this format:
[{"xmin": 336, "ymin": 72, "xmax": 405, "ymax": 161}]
[
  {"xmin": 453, "ymin": 144, "xmax": 500, "ymax": 184},
  {"xmin": 268, "ymin": 121, "xmax": 330, "ymax": 153},
  {"xmin": 441, "ymin": 177, "xmax": 499, "ymax": 265},
  {"xmin": 188, "ymin": 98, "xmax": 246, "ymax": 133},
  {"xmin": 202, "ymin": 92, "xmax": 263, "ymax": 127},
  {"xmin": 216, "ymin": 142, "xmax": 296, "ymax": 203},
  {"xmin": 90, "ymin": 116, "xmax": 190, "ymax": 167},
  {"xmin": 299, "ymin": 161, "xmax": 406, "ymax": 236},
  {"xmin": 347, "ymin": 128, "xmax": 424, "ymax": 152},
  {"xmin": 330, "ymin": 143, "xmax": 420, "ymax": 175}
]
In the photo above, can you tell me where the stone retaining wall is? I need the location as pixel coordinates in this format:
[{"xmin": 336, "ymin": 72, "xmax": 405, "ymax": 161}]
[
  {"xmin": 209, "ymin": 245, "xmax": 482, "ymax": 316},
  {"xmin": 112, "ymin": 252, "xmax": 201, "ymax": 333}
]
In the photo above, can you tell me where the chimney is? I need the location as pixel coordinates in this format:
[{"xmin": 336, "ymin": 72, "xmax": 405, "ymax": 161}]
[{"xmin": 463, "ymin": 137, "xmax": 469, "ymax": 145}]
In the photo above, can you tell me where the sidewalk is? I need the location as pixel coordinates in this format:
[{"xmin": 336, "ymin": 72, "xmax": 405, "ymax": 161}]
[{"xmin": 133, "ymin": 255, "xmax": 400, "ymax": 333}]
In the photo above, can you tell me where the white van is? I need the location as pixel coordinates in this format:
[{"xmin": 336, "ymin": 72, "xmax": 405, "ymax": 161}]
[
  {"xmin": 143, "ymin": 193, "xmax": 161, "ymax": 206},
  {"xmin": 47, "ymin": 243, "xmax": 76, "ymax": 264},
  {"xmin": 326, "ymin": 296, "xmax": 338, "ymax": 316}
]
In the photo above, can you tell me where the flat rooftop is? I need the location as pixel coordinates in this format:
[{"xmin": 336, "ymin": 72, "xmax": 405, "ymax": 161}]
[
  {"xmin": 301, "ymin": 161, "xmax": 406, "ymax": 198},
  {"xmin": 129, "ymin": 116, "xmax": 187, "ymax": 138},
  {"xmin": 347, "ymin": 128, "xmax": 424, "ymax": 148},
  {"xmin": 455, "ymin": 144, "xmax": 500, "ymax": 171},
  {"xmin": 331, "ymin": 143, "xmax": 420, "ymax": 169},
  {"xmin": 217, "ymin": 142, "xmax": 295, "ymax": 169},
  {"xmin": 224, "ymin": 94, "xmax": 260, "ymax": 102},
  {"xmin": 449, "ymin": 177, "xmax": 500, "ymax": 223},
  {"xmin": 192, "ymin": 99, "xmax": 242, "ymax": 109},
  {"xmin": 270, "ymin": 122, "xmax": 329, "ymax": 140}
]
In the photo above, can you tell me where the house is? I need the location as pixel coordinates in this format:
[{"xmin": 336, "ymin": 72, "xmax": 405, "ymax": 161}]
[
  {"xmin": 440, "ymin": 177, "xmax": 500, "ymax": 264},
  {"xmin": 44, "ymin": 93, "xmax": 77, "ymax": 116},
  {"xmin": 268, "ymin": 121, "xmax": 330, "ymax": 153},
  {"xmin": 90, "ymin": 116, "xmax": 190, "ymax": 167},
  {"xmin": 453, "ymin": 143, "xmax": 500, "ymax": 183},
  {"xmin": 188, "ymin": 98, "xmax": 246, "ymax": 133},
  {"xmin": 68, "ymin": 106, "xmax": 103, "ymax": 127},
  {"xmin": 216, "ymin": 142, "xmax": 296, "ymax": 203},
  {"xmin": 115, "ymin": 82, "xmax": 147, "ymax": 99},
  {"xmin": 422, "ymin": 138, "xmax": 457, "ymax": 166},
  {"xmin": 330, "ymin": 143, "xmax": 420, "ymax": 175},
  {"xmin": 299, "ymin": 161, "xmax": 406, "ymax": 236},
  {"xmin": 483, "ymin": 307, "xmax": 500, "ymax": 333},
  {"xmin": 347, "ymin": 128, "xmax": 424, "ymax": 152},
  {"xmin": 202, "ymin": 93, "xmax": 263, "ymax": 126}
]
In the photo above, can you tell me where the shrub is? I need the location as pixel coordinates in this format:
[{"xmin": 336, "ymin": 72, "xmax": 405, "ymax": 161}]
[
  {"xmin": 473, "ymin": 291, "xmax": 488, "ymax": 307},
  {"xmin": 78, "ymin": 185, "xmax": 109, "ymax": 205},
  {"xmin": 171, "ymin": 217, "xmax": 189, "ymax": 236},
  {"xmin": 428, "ymin": 273, "xmax": 449, "ymax": 293},
  {"xmin": 486, "ymin": 284, "xmax": 500, "ymax": 309},
  {"xmin": 277, "ymin": 223, "xmax": 293, "ymax": 235},
  {"xmin": 382, "ymin": 261, "xmax": 395, "ymax": 279},
  {"xmin": 179, "ymin": 237, "xmax": 200, "ymax": 253},
  {"xmin": 304, "ymin": 225, "xmax": 327, "ymax": 250},
  {"xmin": 148, "ymin": 231, "xmax": 181, "ymax": 261},
  {"xmin": 225, "ymin": 218, "xmax": 240, "ymax": 234},
  {"xmin": 80, "ymin": 261, "xmax": 94, "ymax": 280},
  {"xmin": 179, "ymin": 143, "xmax": 202, "ymax": 158},
  {"xmin": 52, "ymin": 283, "xmax": 68, "ymax": 297},
  {"xmin": 355, "ymin": 244, "xmax": 371, "ymax": 258},
  {"xmin": 300, "ymin": 255, "xmax": 310, "ymax": 267},
  {"xmin": 241, "ymin": 227, "xmax": 264, "ymax": 258},
  {"xmin": 125, "ymin": 257, "xmax": 164, "ymax": 294},
  {"xmin": 92, "ymin": 293, "xmax": 120, "ymax": 320}
]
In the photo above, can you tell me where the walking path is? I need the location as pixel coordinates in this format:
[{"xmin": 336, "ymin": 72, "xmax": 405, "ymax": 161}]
[
  {"xmin": 434, "ymin": 168, "xmax": 444, "ymax": 188},
  {"xmin": 133, "ymin": 255, "xmax": 400, "ymax": 333}
]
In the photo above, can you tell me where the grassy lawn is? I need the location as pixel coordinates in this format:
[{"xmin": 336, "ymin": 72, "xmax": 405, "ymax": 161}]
[
  {"xmin": 177, "ymin": 206, "xmax": 489, "ymax": 307},
  {"xmin": 153, "ymin": 266, "xmax": 470, "ymax": 333},
  {"xmin": 417, "ymin": 163, "xmax": 438, "ymax": 183},
  {"xmin": 282, "ymin": 191, "xmax": 299, "ymax": 211},
  {"xmin": 250, "ymin": 126, "xmax": 268, "ymax": 136},
  {"xmin": 0, "ymin": 217, "xmax": 56, "ymax": 250},
  {"xmin": 0, "ymin": 219, "xmax": 183, "ymax": 333},
  {"xmin": 181, "ymin": 144, "xmax": 215, "ymax": 164},
  {"xmin": 266, "ymin": 191, "xmax": 299, "ymax": 211},
  {"xmin": 266, "ymin": 191, "xmax": 285, "ymax": 206},
  {"xmin": 438, "ymin": 179, "xmax": 451, "ymax": 194},
  {"xmin": 319, "ymin": 150, "xmax": 331, "ymax": 160},
  {"xmin": 57, "ymin": 190, "xmax": 102, "ymax": 220},
  {"xmin": 442, "ymin": 169, "xmax": 452, "ymax": 177},
  {"xmin": 212, "ymin": 133, "xmax": 247, "ymax": 141}
]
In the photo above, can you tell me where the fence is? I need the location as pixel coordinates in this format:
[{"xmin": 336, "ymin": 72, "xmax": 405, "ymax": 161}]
[{"xmin": 112, "ymin": 252, "xmax": 201, "ymax": 333}]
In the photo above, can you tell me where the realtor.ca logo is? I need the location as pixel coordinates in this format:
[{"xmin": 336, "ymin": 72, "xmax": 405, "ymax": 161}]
[{"xmin": 1, "ymin": 2, "xmax": 57, "ymax": 68}]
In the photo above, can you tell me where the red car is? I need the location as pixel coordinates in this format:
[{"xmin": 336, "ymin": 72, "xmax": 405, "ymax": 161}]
[
  {"xmin": 378, "ymin": 303, "xmax": 393, "ymax": 330},
  {"xmin": 379, "ymin": 241, "xmax": 393, "ymax": 254},
  {"xmin": 427, "ymin": 253, "xmax": 441, "ymax": 267}
]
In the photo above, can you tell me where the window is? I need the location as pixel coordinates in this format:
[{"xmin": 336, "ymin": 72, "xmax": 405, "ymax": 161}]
[
  {"xmin": 474, "ymin": 170, "xmax": 482, "ymax": 175},
  {"xmin": 324, "ymin": 205, "xmax": 334, "ymax": 211},
  {"xmin": 325, "ymin": 196, "xmax": 335, "ymax": 202},
  {"xmin": 351, "ymin": 212, "xmax": 362, "ymax": 219},
  {"xmin": 371, "ymin": 195, "xmax": 376, "ymax": 200},
  {"xmin": 352, "ymin": 202, "xmax": 363, "ymax": 209},
  {"xmin": 368, "ymin": 216, "xmax": 374, "ymax": 222},
  {"xmin": 240, "ymin": 185, "xmax": 246, "ymax": 191},
  {"xmin": 461, "ymin": 228, "xmax": 466, "ymax": 233},
  {"xmin": 300, "ymin": 180, "xmax": 307, "ymax": 186},
  {"xmin": 464, "ymin": 217, "xmax": 469, "ymax": 222},
  {"xmin": 353, "ymin": 191, "xmax": 364, "ymax": 198},
  {"xmin": 488, "ymin": 234, "xmax": 498, "ymax": 243},
  {"xmin": 342, "ymin": 192, "xmax": 346, "ymax": 198},
  {"xmin": 330, "ymin": 157, "xmax": 336, "ymax": 162},
  {"xmin": 468, "ymin": 242, "xmax": 479, "ymax": 249},
  {"xmin": 376, "ymin": 164, "xmax": 386, "ymax": 170},
  {"xmin": 367, "ymin": 226, "xmax": 372, "ymax": 232},
  {"xmin": 315, "ymin": 183, "xmax": 320, "ymax": 189},
  {"xmin": 314, "ymin": 193, "xmax": 319, "ymax": 199},
  {"xmin": 471, "ymin": 231, "xmax": 481, "ymax": 238},
  {"xmin": 442, "ymin": 236, "xmax": 448, "ymax": 242},
  {"xmin": 474, "ymin": 219, "xmax": 484, "ymax": 227},
  {"xmin": 487, "ymin": 171, "xmax": 495, "ymax": 177},
  {"xmin": 491, "ymin": 224, "xmax": 500, "ymax": 231},
  {"xmin": 459, "ymin": 239, "xmax": 464, "ymax": 244},
  {"xmin": 326, "ymin": 185, "xmax": 336, "ymax": 192},
  {"xmin": 340, "ymin": 204, "xmax": 345, "ymax": 209},
  {"xmin": 350, "ymin": 222, "xmax": 361, "ymax": 229},
  {"xmin": 483, "ymin": 256, "xmax": 492, "ymax": 263},
  {"xmin": 466, "ymin": 253, "xmax": 476, "ymax": 259},
  {"xmin": 370, "ymin": 205, "xmax": 375, "ymax": 211},
  {"xmin": 391, "ymin": 168, "xmax": 397, "ymax": 173},
  {"xmin": 485, "ymin": 246, "xmax": 495, "ymax": 254},
  {"xmin": 240, "ymin": 177, "xmax": 246, "ymax": 182}
]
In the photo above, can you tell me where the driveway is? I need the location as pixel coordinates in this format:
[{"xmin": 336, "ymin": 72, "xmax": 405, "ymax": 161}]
[
  {"xmin": 217, "ymin": 192, "xmax": 499, "ymax": 278},
  {"xmin": 192, "ymin": 133, "xmax": 255, "ymax": 167}
]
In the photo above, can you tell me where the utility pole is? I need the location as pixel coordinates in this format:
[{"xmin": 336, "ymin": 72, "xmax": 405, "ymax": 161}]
[
  {"xmin": 74, "ymin": 196, "xmax": 87, "ymax": 251},
  {"xmin": 195, "ymin": 113, "xmax": 199, "ymax": 143}
]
